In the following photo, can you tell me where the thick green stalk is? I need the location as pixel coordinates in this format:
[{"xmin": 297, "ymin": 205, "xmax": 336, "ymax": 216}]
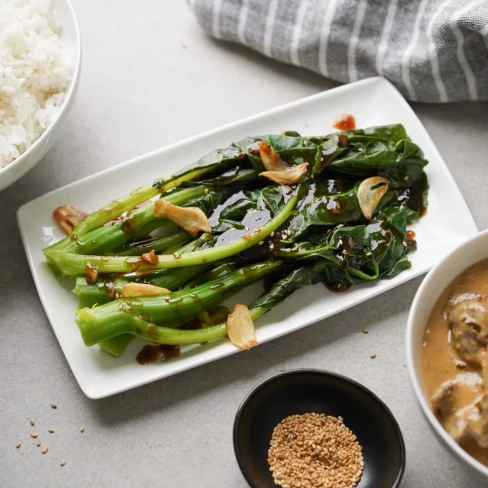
[
  {"xmin": 44, "ymin": 185, "xmax": 206, "ymax": 256},
  {"xmin": 46, "ymin": 184, "xmax": 158, "ymax": 255},
  {"xmin": 110, "ymin": 229, "xmax": 190, "ymax": 256},
  {"xmin": 50, "ymin": 193, "xmax": 298, "ymax": 276},
  {"xmin": 99, "ymin": 336, "xmax": 134, "ymax": 357},
  {"xmin": 73, "ymin": 263, "xmax": 211, "ymax": 309},
  {"xmin": 127, "ymin": 235, "xmax": 214, "ymax": 288},
  {"xmin": 96, "ymin": 264, "xmax": 208, "ymax": 358},
  {"xmin": 71, "ymin": 167, "xmax": 214, "ymax": 238},
  {"xmin": 80, "ymin": 262, "xmax": 322, "ymax": 348},
  {"xmin": 182, "ymin": 263, "xmax": 238, "ymax": 289},
  {"xmin": 149, "ymin": 264, "xmax": 209, "ymax": 288},
  {"xmin": 120, "ymin": 263, "xmax": 330, "ymax": 346},
  {"xmin": 71, "ymin": 185, "xmax": 157, "ymax": 239},
  {"xmin": 76, "ymin": 261, "xmax": 282, "ymax": 346},
  {"xmin": 47, "ymin": 168, "xmax": 257, "ymax": 256},
  {"xmin": 89, "ymin": 306, "xmax": 267, "ymax": 347},
  {"xmin": 73, "ymin": 279, "xmax": 123, "ymax": 308},
  {"xmin": 76, "ymin": 240, "xmax": 210, "ymax": 357},
  {"xmin": 98, "ymin": 313, "xmax": 201, "ymax": 357},
  {"xmin": 80, "ymin": 264, "xmax": 209, "ymax": 356},
  {"xmin": 73, "ymin": 237, "xmax": 213, "ymax": 309}
]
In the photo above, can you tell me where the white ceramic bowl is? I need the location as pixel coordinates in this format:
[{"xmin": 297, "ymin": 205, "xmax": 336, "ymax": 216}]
[
  {"xmin": 406, "ymin": 229, "xmax": 488, "ymax": 481},
  {"xmin": 0, "ymin": 0, "xmax": 81, "ymax": 192}
]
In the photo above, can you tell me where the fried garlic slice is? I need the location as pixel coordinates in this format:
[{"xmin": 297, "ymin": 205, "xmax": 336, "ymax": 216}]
[
  {"xmin": 227, "ymin": 304, "xmax": 257, "ymax": 350},
  {"xmin": 259, "ymin": 140, "xmax": 289, "ymax": 171},
  {"xmin": 153, "ymin": 199, "xmax": 212, "ymax": 237},
  {"xmin": 258, "ymin": 140, "xmax": 309, "ymax": 185},
  {"xmin": 53, "ymin": 205, "xmax": 88, "ymax": 233},
  {"xmin": 357, "ymin": 176, "xmax": 390, "ymax": 220},
  {"xmin": 260, "ymin": 163, "xmax": 308, "ymax": 185},
  {"xmin": 122, "ymin": 283, "xmax": 171, "ymax": 298}
]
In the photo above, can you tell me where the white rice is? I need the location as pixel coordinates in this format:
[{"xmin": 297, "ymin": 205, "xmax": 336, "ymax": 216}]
[{"xmin": 0, "ymin": 0, "xmax": 75, "ymax": 169}]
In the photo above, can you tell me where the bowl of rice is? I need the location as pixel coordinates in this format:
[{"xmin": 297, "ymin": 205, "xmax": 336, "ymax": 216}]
[{"xmin": 0, "ymin": 0, "xmax": 81, "ymax": 192}]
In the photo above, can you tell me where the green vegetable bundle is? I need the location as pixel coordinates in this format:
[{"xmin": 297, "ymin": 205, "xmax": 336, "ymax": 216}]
[{"xmin": 44, "ymin": 124, "xmax": 429, "ymax": 359}]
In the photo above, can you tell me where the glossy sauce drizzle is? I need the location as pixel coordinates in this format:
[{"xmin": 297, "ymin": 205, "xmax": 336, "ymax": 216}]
[
  {"xmin": 136, "ymin": 344, "xmax": 181, "ymax": 365},
  {"xmin": 333, "ymin": 114, "xmax": 356, "ymax": 131},
  {"xmin": 323, "ymin": 281, "xmax": 351, "ymax": 293}
]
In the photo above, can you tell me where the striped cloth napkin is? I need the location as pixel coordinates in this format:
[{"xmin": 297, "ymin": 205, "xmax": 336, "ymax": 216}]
[{"xmin": 189, "ymin": 0, "xmax": 488, "ymax": 103}]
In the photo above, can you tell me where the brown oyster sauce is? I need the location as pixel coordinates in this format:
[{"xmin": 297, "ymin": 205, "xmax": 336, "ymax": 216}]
[
  {"xmin": 421, "ymin": 258, "xmax": 488, "ymax": 466},
  {"xmin": 136, "ymin": 345, "xmax": 181, "ymax": 365},
  {"xmin": 323, "ymin": 281, "xmax": 351, "ymax": 293}
]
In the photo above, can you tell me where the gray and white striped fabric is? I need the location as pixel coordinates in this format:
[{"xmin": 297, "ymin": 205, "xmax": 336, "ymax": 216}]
[{"xmin": 189, "ymin": 0, "xmax": 488, "ymax": 103}]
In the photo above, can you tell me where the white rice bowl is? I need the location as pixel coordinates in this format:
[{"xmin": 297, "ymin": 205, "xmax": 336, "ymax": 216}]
[{"xmin": 0, "ymin": 0, "xmax": 75, "ymax": 169}]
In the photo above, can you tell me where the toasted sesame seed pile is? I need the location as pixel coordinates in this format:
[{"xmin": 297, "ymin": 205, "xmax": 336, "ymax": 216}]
[{"xmin": 268, "ymin": 413, "xmax": 364, "ymax": 488}]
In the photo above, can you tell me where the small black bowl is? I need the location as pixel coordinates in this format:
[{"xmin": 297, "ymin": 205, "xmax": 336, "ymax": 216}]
[{"xmin": 233, "ymin": 369, "xmax": 405, "ymax": 488}]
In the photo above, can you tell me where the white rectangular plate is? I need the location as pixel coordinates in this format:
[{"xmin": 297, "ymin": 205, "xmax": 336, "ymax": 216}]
[{"xmin": 18, "ymin": 77, "xmax": 477, "ymax": 399}]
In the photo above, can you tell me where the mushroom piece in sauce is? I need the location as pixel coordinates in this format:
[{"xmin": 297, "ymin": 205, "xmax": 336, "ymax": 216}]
[{"xmin": 422, "ymin": 260, "xmax": 488, "ymax": 464}]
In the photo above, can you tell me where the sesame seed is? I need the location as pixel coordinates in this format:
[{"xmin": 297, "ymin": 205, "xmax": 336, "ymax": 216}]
[
  {"xmin": 370, "ymin": 353, "xmax": 377, "ymax": 359},
  {"xmin": 31, "ymin": 433, "xmax": 38, "ymax": 439},
  {"xmin": 268, "ymin": 413, "xmax": 364, "ymax": 488},
  {"xmin": 80, "ymin": 426, "xmax": 84, "ymax": 433},
  {"xmin": 259, "ymin": 241, "xmax": 264, "ymax": 246},
  {"xmin": 48, "ymin": 428, "xmax": 54, "ymax": 434},
  {"xmin": 60, "ymin": 460, "xmax": 66, "ymax": 467},
  {"xmin": 36, "ymin": 440, "xmax": 41, "ymax": 447},
  {"xmin": 16, "ymin": 442, "xmax": 21, "ymax": 449},
  {"xmin": 280, "ymin": 366, "xmax": 285, "ymax": 372},
  {"xmin": 204, "ymin": 188, "xmax": 209, "ymax": 195},
  {"xmin": 30, "ymin": 419, "xmax": 35, "ymax": 426},
  {"xmin": 42, "ymin": 447, "xmax": 48, "ymax": 454},
  {"xmin": 51, "ymin": 403, "xmax": 57, "ymax": 409},
  {"xmin": 362, "ymin": 328, "xmax": 369, "ymax": 334}
]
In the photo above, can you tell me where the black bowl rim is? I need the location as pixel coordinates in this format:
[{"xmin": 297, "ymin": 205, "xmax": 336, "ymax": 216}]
[{"xmin": 233, "ymin": 368, "xmax": 406, "ymax": 488}]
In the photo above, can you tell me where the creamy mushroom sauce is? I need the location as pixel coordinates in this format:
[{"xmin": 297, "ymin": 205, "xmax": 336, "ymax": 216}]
[{"xmin": 421, "ymin": 258, "xmax": 488, "ymax": 466}]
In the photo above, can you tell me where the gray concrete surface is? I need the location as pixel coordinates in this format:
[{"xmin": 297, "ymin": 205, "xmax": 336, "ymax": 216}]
[{"xmin": 1, "ymin": 1, "xmax": 487, "ymax": 486}]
